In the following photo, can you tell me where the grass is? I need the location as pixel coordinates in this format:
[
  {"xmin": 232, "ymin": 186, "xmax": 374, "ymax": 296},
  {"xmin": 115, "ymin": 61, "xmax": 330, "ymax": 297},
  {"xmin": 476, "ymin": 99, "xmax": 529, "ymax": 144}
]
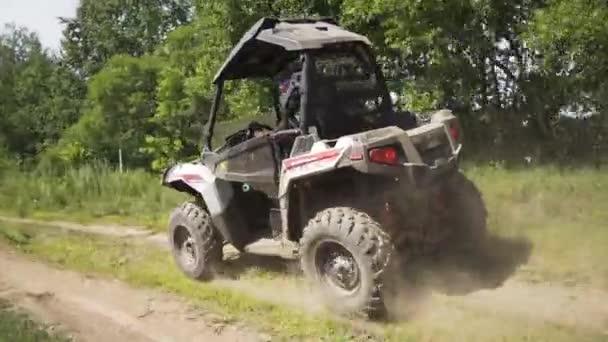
[
  {"xmin": 0, "ymin": 299, "xmax": 69, "ymax": 342},
  {"xmin": 0, "ymin": 221, "xmax": 605, "ymax": 342},
  {"xmin": 464, "ymin": 165, "xmax": 608, "ymax": 289},
  {"xmin": 0, "ymin": 164, "xmax": 186, "ymax": 232}
]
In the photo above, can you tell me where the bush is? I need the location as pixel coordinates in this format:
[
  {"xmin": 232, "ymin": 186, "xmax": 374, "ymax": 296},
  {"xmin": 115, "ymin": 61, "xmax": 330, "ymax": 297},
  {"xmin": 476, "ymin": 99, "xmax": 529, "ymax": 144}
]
[
  {"xmin": 0, "ymin": 147, "xmax": 16, "ymax": 176},
  {"xmin": 0, "ymin": 163, "xmax": 186, "ymax": 231}
]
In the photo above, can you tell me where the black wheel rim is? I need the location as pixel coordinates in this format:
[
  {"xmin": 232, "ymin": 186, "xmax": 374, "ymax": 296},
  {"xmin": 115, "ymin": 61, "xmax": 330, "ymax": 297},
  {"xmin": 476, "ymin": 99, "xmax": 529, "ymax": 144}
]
[
  {"xmin": 314, "ymin": 240, "xmax": 361, "ymax": 295},
  {"xmin": 173, "ymin": 226, "xmax": 198, "ymax": 270}
]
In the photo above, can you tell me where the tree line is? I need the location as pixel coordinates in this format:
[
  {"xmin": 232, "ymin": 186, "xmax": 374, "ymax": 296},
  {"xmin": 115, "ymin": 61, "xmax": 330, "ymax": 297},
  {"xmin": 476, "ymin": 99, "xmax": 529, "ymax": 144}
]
[{"xmin": 1, "ymin": 0, "xmax": 606, "ymax": 171}]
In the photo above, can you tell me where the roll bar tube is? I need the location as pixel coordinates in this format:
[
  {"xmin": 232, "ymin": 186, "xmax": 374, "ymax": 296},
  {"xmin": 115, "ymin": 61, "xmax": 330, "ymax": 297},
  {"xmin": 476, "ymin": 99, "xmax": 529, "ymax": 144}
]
[
  {"xmin": 202, "ymin": 80, "xmax": 224, "ymax": 151},
  {"xmin": 299, "ymin": 52, "xmax": 313, "ymax": 133}
]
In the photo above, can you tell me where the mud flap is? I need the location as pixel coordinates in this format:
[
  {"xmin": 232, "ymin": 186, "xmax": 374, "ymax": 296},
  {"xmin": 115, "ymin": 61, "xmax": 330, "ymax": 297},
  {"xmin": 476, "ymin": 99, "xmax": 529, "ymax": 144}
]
[{"xmin": 211, "ymin": 199, "xmax": 251, "ymax": 251}]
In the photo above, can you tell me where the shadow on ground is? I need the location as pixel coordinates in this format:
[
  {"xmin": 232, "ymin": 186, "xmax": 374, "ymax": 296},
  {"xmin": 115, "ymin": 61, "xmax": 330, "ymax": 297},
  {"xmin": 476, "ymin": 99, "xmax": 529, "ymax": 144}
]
[
  {"xmin": 216, "ymin": 231, "xmax": 532, "ymax": 291},
  {"xmin": 209, "ymin": 228, "xmax": 532, "ymax": 323},
  {"xmin": 384, "ymin": 232, "xmax": 533, "ymax": 320}
]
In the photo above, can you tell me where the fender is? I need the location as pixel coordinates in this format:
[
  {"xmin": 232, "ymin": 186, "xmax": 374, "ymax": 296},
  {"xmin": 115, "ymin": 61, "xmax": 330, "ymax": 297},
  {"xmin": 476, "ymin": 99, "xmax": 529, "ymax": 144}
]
[
  {"xmin": 162, "ymin": 161, "xmax": 233, "ymax": 217},
  {"xmin": 163, "ymin": 161, "xmax": 252, "ymax": 250}
]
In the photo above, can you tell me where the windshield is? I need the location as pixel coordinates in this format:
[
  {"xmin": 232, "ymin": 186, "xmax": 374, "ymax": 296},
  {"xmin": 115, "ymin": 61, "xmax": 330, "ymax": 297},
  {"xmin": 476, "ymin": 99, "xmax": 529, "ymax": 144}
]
[{"xmin": 309, "ymin": 44, "xmax": 393, "ymax": 139}]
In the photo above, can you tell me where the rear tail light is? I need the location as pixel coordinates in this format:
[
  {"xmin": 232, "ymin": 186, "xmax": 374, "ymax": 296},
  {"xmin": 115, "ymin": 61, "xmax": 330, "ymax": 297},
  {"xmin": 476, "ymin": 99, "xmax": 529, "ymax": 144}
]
[{"xmin": 369, "ymin": 146, "xmax": 399, "ymax": 165}]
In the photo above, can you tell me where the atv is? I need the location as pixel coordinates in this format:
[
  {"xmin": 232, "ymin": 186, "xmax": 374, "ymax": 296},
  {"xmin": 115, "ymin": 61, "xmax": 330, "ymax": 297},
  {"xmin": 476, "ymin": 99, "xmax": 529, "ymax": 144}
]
[{"xmin": 162, "ymin": 17, "xmax": 487, "ymax": 319}]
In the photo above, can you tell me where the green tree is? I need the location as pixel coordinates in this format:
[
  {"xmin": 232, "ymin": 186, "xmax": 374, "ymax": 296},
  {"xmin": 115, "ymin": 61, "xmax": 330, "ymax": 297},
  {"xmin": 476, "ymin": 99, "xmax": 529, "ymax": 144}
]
[
  {"xmin": 20, "ymin": 0, "xmax": 606, "ymax": 170},
  {"xmin": 342, "ymin": 0, "xmax": 548, "ymax": 111},
  {"xmin": 520, "ymin": 0, "xmax": 608, "ymax": 145},
  {"xmin": 93, "ymin": 54, "xmax": 162, "ymax": 166},
  {"xmin": 48, "ymin": 55, "xmax": 163, "ymax": 168},
  {"xmin": 61, "ymin": 0, "xmax": 193, "ymax": 76},
  {"xmin": 143, "ymin": 1, "xmax": 280, "ymax": 170},
  {"xmin": 525, "ymin": 0, "xmax": 608, "ymax": 109},
  {"xmin": 0, "ymin": 24, "xmax": 84, "ymax": 163}
]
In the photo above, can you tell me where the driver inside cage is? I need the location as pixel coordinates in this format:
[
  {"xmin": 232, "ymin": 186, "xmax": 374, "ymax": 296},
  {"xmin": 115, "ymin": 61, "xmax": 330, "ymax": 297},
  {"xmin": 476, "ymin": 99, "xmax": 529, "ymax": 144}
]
[{"xmin": 276, "ymin": 59, "xmax": 303, "ymax": 130}]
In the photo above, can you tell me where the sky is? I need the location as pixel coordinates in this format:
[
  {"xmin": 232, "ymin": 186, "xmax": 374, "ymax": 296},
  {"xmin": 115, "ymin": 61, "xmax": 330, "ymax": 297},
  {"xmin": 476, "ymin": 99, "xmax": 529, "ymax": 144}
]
[{"xmin": 0, "ymin": 0, "xmax": 79, "ymax": 52}]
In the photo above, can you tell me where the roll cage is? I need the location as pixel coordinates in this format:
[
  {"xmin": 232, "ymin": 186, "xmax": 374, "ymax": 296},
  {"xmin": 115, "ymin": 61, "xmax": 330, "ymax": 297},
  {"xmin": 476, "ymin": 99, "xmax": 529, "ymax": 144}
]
[{"xmin": 202, "ymin": 17, "xmax": 395, "ymax": 150}]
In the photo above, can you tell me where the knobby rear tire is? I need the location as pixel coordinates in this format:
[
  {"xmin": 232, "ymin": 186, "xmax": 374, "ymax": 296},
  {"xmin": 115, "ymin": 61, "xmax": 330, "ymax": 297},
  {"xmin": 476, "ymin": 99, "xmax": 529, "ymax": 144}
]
[
  {"xmin": 299, "ymin": 207, "xmax": 394, "ymax": 319},
  {"xmin": 442, "ymin": 171, "xmax": 488, "ymax": 247}
]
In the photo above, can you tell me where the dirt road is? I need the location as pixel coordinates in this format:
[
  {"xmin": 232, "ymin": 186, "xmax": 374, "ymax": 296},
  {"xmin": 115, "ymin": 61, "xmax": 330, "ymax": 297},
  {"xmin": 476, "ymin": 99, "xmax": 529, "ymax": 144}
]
[
  {"xmin": 1, "ymin": 216, "xmax": 608, "ymax": 338},
  {"xmin": 0, "ymin": 247, "xmax": 264, "ymax": 342}
]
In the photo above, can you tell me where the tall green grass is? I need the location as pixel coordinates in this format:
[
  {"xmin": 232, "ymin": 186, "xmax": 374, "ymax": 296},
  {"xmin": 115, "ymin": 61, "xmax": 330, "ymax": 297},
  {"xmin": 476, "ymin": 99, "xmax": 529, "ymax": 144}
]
[
  {"xmin": 464, "ymin": 164, "xmax": 608, "ymax": 289},
  {"xmin": 0, "ymin": 164, "xmax": 186, "ymax": 230}
]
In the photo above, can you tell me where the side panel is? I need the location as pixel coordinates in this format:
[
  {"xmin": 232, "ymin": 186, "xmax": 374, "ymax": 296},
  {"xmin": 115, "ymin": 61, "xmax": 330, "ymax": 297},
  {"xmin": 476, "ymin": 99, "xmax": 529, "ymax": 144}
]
[
  {"xmin": 210, "ymin": 191, "xmax": 251, "ymax": 250},
  {"xmin": 215, "ymin": 134, "xmax": 279, "ymax": 196}
]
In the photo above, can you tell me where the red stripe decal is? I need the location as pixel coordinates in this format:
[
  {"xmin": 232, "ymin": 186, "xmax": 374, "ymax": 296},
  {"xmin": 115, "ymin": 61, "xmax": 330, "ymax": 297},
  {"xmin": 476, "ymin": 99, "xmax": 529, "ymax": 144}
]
[
  {"xmin": 181, "ymin": 174, "xmax": 203, "ymax": 182},
  {"xmin": 283, "ymin": 149, "xmax": 340, "ymax": 170}
]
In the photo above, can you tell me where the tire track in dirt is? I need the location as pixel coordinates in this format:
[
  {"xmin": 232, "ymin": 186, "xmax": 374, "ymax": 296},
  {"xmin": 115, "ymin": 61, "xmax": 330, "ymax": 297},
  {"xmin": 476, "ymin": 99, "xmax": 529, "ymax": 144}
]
[
  {"xmin": 2, "ymin": 216, "xmax": 608, "ymax": 334},
  {"xmin": 0, "ymin": 246, "xmax": 264, "ymax": 342}
]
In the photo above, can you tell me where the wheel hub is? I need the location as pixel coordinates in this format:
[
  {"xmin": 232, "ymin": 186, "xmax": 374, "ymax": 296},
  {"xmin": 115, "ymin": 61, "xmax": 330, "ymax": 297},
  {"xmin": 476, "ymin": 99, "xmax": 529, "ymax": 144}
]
[
  {"xmin": 317, "ymin": 242, "xmax": 361, "ymax": 293},
  {"xmin": 174, "ymin": 226, "xmax": 198, "ymax": 269},
  {"xmin": 326, "ymin": 254, "xmax": 359, "ymax": 290},
  {"xmin": 181, "ymin": 237, "xmax": 197, "ymax": 266}
]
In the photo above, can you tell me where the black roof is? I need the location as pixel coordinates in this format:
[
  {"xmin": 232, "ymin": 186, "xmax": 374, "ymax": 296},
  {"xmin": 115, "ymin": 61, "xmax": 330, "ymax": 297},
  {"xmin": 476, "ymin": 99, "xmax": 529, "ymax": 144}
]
[{"xmin": 212, "ymin": 17, "xmax": 371, "ymax": 84}]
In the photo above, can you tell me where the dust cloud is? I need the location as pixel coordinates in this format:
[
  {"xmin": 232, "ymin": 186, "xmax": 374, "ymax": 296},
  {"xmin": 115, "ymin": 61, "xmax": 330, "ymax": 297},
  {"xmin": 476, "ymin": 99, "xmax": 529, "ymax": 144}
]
[{"xmin": 383, "ymin": 232, "xmax": 533, "ymax": 320}]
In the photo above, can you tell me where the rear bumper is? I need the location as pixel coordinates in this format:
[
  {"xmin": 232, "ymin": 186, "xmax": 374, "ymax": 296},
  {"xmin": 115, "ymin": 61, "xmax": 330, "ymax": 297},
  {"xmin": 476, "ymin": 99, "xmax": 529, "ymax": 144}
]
[
  {"xmin": 355, "ymin": 146, "xmax": 460, "ymax": 189},
  {"xmin": 401, "ymin": 151, "xmax": 460, "ymax": 188}
]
